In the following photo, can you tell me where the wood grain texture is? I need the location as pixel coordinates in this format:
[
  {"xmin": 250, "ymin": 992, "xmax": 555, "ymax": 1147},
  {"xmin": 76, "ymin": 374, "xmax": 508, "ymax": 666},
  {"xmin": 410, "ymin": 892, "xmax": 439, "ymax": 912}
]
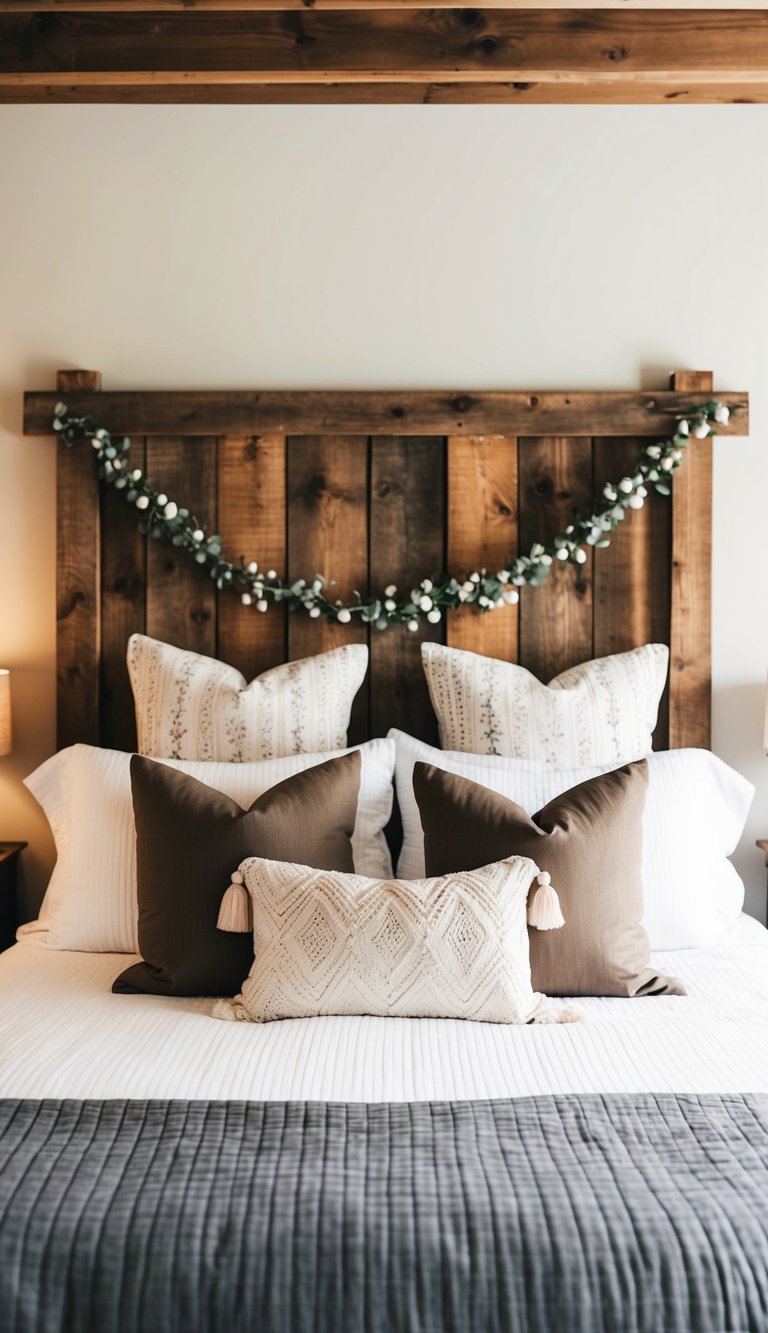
[
  {"xmin": 446, "ymin": 435, "xmax": 518, "ymax": 661},
  {"xmin": 592, "ymin": 436, "xmax": 671, "ymax": 748},
  {"xmin": 286, "ymin": 436, "xmax": 369, "ymax": 743},
  {"xmin": 668, "ymin": 370, "xmax": 713, "ymax": 749},
  {"xmin": 369, "ymin": 437, "xmax": 445, "ymax": 743},
  {"xmin": 217, "ymin": 434, "xmax": 286, "ymax": 680},
  {"xmin": 99, "ymin": 436, "xmax": 146, "ymax": 750},
  {"xmin": 55, "ymin": 369, "xmax": 102, "ymax": 749},
  {"xmin": 2, "ymin": 10, "xmax": 767, "ymax": 78},
  {"xmin": 5, "ymin": 80, "xmax": 768, "ymax": 104},
  {"xmin": 2, "ymin": 1, "xmax": 760, "ymax": 10},
  {"xmin": 145, "ymin": 437, "xmax": 218, "ymax": 656},
  {"xmin": 24, "ymin": 389, "xmax": 750, "ymax": 440},
  {"xmin": 518, "ymin": 437, "xmax": 593, "ymax": 682},
  {"xmin": 43, "ymin": 374, "xmax": 724, "ymax": 753}
]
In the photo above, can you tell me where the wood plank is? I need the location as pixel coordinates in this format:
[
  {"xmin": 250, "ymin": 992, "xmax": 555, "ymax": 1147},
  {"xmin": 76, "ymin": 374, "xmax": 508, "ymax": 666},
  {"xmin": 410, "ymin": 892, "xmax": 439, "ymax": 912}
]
[
  {"xmin": 99, "ymin": 436, "xmax": 146, "ymax": 750},
  {"xmin": 55, "ymin": 369, "xmax": 102, "ymax": 749},
  {"xmin": 145, "ymin": 437, "xmax": 218, "ymax": 656},
  {"xmin": 592, "ymin": 436, "xmax": 671, "ymax": 748},
  {"xmin": 6, "ymin": 79, "xmax": 768, "ymax": 104},
  {"xmin": 2, "ymin": 1, "xmax": 761, "ymax": 11},
  {"xmin": 217, "ymin": 434, "xmax": 286, "ymax": 680},
  {"xmin": 446, "ymin": 435, "xmax": 518, "ymax": 661},
  {"xmin": 518, "ymin": 437, "xmax": 593, "ymax": 682},
  {"xmin": 369, "ymin": 437, "xmax": 445, "ymax": 743},
  {"xmin": 23, "ymin": 388, "xmax": 750, "ymax": 441},
  {"xmin": 286, "ymin": 436, "xmax": 369, "ymax": 744},
  {"xmin": 668, "ymin": 370, "xmax": 713, "ymax": 749},
  {"xmin": 2, "ymin": 11, "xmax": 767, "ymax": 81}
]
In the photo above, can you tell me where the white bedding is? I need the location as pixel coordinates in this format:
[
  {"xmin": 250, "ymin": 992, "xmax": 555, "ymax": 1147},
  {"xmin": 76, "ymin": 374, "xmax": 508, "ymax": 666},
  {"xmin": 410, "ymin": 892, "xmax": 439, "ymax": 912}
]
[{"xmin": 2, "ymin": 916, "xmax": 768, "ymax": 1102}]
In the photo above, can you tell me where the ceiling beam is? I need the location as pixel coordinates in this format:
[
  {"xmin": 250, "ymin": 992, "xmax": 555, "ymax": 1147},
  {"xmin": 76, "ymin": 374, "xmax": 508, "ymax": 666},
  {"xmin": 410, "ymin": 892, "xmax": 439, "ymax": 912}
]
[
  {"xmin": 1, "ymin": 9, "xmax": 766, "ymax": 104},
  {"xmin": 0, "ymin": 0, "xmax": 762, "ymax": 9}
]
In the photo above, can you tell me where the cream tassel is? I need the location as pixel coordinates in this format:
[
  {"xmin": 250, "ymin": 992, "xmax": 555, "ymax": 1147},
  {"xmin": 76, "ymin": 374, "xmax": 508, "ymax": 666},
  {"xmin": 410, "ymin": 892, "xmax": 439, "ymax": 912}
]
[
  {"xmin": 527, "ymin": 871, "xmax": 565, "ymax": 931},
  {"xmin": 217, "ymin": 871, "xmax": 252, "ymax": 933}
]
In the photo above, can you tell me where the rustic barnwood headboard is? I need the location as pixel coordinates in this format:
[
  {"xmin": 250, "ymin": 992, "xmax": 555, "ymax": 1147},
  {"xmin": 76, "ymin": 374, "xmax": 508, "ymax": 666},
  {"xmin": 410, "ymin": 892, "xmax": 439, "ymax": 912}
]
[{"xmin": 24, "ymin": 370, "xmax": 749, "ymax": 755}]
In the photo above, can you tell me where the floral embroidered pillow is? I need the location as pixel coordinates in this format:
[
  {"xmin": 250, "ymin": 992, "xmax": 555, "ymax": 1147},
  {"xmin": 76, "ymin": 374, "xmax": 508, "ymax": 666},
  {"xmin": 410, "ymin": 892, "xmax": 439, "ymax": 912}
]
[
  {"xmin": 128, "ymin": 633, "xmax": 368, "ymax": 762},
  {"xmin": 421, "ymin": 642, "xmax": 668, "ymax": 766}
]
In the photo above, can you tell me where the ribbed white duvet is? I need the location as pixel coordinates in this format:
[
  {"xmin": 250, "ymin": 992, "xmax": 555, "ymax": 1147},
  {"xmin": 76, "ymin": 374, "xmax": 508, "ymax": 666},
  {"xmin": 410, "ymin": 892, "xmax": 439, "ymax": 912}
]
[{"xmin": 2, "ymin": 917, "xmax": 768, "ymax": 1101}]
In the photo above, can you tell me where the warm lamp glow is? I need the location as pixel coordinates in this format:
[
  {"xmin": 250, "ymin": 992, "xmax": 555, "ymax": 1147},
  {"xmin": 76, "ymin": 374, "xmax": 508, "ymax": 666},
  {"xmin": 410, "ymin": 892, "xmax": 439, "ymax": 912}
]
[{"xmin": 0, "ymin": 671, "xmax": 10, "ymax": 757}]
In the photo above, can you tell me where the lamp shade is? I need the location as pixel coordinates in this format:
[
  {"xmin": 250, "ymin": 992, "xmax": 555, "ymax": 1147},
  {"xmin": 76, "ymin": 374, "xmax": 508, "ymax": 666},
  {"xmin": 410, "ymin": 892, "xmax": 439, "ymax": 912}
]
[{"xmin": 0, "ymin": 671, "xmax": 10, "ymax": 757}]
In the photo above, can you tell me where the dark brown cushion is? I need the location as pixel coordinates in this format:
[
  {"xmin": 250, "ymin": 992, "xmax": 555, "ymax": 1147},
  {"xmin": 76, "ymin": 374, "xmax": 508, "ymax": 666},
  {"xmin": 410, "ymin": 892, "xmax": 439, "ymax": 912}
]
[
  {"xmin": 413, "ymin": 759, "xmax": 684, "ymax": 998},
  {"xmin": 114, "ymin": 750, "xmax": 361, "ymax": 997}
]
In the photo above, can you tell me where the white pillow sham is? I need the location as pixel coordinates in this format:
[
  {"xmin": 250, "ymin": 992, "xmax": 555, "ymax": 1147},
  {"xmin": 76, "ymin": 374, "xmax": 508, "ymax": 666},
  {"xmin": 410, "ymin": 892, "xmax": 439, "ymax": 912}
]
[
  {"xmin": 421, "ymin": 642, "xmax": 669, "ymax": 766},
  {"xmin": 22, "ymin": 739, "xmax": 395, "ymax": 954},
  {"xmin": 390, "ymin": 729, "xmax": 753, "ymax": 951},
  {"xmin": 214, "ymin": 854, "xmax": 572, "ymax": 1026},
  {"xmin": 128, "ymin": 633, "xmax": 368, "ymax": 761}
]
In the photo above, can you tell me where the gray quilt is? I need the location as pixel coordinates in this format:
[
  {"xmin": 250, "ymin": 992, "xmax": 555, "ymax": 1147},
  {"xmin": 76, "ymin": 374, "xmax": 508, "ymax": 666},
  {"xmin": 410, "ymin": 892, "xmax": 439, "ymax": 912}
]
[{"xmin": 1, "ymin": 1094, "xmax": 767, "ymax": 1333}]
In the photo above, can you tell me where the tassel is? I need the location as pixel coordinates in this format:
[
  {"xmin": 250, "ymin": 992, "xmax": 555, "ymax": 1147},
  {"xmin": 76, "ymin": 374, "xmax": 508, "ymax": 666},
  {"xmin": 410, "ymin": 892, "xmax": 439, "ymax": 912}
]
[
  {"xmin": 217, "ymin": 870, "xmax": 252, "ymax": 933},
  {"xmin": 527, "ymin": 871, "xmax": 565, "ymax": 931}
]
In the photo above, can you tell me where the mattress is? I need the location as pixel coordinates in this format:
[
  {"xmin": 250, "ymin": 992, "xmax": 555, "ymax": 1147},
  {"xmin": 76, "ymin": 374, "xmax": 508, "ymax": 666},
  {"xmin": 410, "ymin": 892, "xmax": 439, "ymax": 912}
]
[{"xmin": 2, "ymin": 915, "xmax": 768, "ymax": 1102}]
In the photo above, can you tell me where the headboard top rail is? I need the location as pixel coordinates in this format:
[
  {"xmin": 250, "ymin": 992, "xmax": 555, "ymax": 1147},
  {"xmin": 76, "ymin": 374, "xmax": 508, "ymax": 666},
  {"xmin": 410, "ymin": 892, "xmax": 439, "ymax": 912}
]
[{"xmin": 24, "ymin": 384, "xmax": 749, "ymax": 440}]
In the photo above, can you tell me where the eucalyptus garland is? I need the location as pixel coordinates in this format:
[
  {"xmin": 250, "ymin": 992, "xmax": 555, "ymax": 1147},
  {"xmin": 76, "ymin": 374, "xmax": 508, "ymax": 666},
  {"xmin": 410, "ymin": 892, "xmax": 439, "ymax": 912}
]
[{"xmin": 52, "ymin": 399, "xmax": 729, "ymax": 632}]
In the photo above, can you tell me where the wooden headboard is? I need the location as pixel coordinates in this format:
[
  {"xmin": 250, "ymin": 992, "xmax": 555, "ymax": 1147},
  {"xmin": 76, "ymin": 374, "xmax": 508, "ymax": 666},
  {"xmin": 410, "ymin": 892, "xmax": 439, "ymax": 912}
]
[{"xmin": 24, "ymin": 370, "xmax": 749, "ymax": 755}]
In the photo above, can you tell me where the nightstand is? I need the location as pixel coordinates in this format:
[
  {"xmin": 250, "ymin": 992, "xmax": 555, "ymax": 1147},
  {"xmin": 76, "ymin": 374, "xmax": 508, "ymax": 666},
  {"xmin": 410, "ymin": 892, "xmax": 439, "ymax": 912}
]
[{"xmin": 0, "ymin": 842, "xmax": 26, "ymax": 952}]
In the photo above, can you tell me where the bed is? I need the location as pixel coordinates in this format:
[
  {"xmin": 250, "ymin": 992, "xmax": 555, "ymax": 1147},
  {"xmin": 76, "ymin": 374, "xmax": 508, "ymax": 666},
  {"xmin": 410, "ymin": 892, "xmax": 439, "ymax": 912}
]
[{"xmin": 3, "ymin": 369, "xmax": 765, "ymax": 1333}]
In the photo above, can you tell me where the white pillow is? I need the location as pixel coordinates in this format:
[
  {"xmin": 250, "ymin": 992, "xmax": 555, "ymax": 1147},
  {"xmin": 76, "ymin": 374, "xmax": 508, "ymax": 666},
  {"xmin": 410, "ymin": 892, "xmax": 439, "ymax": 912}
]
[
  {"xmin": 390, "ymin": 729, "xmax": 753, "ymax": 951},
  {"xmin": 22, "ymin": 739, "xmax": 395, "ymax": 954},
  {"xmin": 214, "ymin": 854, "xmax": 572, "ymax": 1026},
  {"xmin": 128, "ymin": 633, "xmax": 368, "ymax": 761},
  {"xmin": 421, "ymin": 642, "xmax": 669, "ymax": 766}
]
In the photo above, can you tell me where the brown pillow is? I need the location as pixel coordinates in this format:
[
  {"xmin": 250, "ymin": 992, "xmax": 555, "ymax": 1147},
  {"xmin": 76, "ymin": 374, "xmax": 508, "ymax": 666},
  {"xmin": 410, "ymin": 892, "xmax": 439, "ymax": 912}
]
[
  {"xmin": 413, "ymin": 759, "xmax": 684, "ymax": 998},
  {"xmin": 114, "ymin": 750, "xmax": 361, "ymax": 997}
]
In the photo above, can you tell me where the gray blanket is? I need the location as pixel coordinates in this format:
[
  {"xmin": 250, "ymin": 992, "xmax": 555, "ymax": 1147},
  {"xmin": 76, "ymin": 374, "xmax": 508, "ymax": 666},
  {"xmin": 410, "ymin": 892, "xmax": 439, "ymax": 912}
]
[{"xmin": 1, "ymin": 1094, "xmax": 767, "ymax": 1333}]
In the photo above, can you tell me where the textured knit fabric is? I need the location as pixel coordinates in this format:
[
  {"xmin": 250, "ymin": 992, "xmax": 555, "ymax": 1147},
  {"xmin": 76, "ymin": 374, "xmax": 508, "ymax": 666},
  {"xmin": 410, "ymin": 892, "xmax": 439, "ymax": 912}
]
[
  {"xmin": 128, "ymin": 633, "xmax": 368, "ymax": 760},
  {"xmin": 422, "ymin": 641, "xmax": 668, "ymax": 764},
  {"xmin": 1, "ymin": 1095, "xmax": 768, "ymax": 1333},
  {"xmin": 219, "ymin": 854, "xmax": 561, "ymax": 1024}
]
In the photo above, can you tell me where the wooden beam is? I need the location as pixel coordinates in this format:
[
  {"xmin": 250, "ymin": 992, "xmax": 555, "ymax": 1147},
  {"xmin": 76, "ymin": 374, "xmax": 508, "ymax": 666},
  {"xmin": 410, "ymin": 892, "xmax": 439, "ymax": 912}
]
[
  {"xmin": 4, "ymin": 79, "xmax": 768, "ymax": 104},
  {"xmin": 1, "ymin": 1, "xmax": 763, "ymax": 10},
  {"xmin": 1, "ymin": 10, "xmax": 766, "ymax": 104},
  {"xmin": 25, "ymin": 386, "xmax": 749, "ymax": 440}
]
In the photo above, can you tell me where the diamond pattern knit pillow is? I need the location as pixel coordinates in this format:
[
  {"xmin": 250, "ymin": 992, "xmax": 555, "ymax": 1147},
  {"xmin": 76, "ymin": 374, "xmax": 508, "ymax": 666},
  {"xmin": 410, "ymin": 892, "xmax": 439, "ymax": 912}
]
[{"xmin": 214, "ymin": 855, "xmax": 577, "ymax": 1026}]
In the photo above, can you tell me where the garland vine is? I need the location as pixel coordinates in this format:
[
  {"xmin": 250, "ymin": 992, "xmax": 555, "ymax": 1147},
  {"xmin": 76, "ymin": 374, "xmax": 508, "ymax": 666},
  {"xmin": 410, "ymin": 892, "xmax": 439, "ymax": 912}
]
[{"xmin": 52, "ymin": 399, "xmax": 729, "ymax": 632}]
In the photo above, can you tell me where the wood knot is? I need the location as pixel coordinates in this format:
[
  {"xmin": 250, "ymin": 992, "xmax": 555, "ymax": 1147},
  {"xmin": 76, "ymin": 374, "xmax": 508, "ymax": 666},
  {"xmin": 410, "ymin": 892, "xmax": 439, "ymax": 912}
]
[
  {"xmin": 479, "ymin": 36, "xmax": 498, "ymax": 56},
  {"xmin": 498, "ymin": 503, "xmax": 512, "ymax": 517},
  {"xmin": 452, "ymin": 395, "xmax": 474, "ymax": 414},
  {"xmin": 460, "ymin": 9, "xmax": 482, "ymax": 26},
  {"xmin": 606, "ymin": 45, "xmax": 629, "ymax": 62},
  {"xmin": 535, "ymin": 476, "xmax": 554, "ymax": 497},
  {"xmin": 191, "ymin": 605, "xmax": 212, "ymax": 628},
  {"xmin": 529, "ymin": 394, "xmax": 540, "ymax": 408},
  {"xmin": 390, "ymin": 405, "xmax": 406, "ymax": 419}
]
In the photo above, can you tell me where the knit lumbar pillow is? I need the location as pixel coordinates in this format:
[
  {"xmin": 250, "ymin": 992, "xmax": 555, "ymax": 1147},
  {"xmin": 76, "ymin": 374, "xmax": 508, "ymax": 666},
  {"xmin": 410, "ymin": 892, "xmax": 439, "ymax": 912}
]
[
  {"xmin": 127, "ymin": 633, "xmax": 368, "ymax": 762},
  {"xmin": 213, "ymin": 855, "xmax": 578, "ymax": 1026},
  {"xmin": 421, "ymin": 642, "xmax": 669, "ymax": 766}
]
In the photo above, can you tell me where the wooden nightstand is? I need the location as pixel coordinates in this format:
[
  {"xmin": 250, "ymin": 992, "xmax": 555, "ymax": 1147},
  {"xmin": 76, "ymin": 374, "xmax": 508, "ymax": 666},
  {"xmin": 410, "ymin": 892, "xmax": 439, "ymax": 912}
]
[{"xmin": 0, "ymin": 842, "xmax": 26, "ymax": 952}]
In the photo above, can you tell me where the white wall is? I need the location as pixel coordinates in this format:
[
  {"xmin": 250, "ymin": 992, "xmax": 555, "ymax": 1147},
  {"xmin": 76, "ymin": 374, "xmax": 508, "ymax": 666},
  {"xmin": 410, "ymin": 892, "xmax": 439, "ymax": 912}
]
[{"xmin": 1, "ymin": 106, "xmax": 767, "ymax": 920}]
